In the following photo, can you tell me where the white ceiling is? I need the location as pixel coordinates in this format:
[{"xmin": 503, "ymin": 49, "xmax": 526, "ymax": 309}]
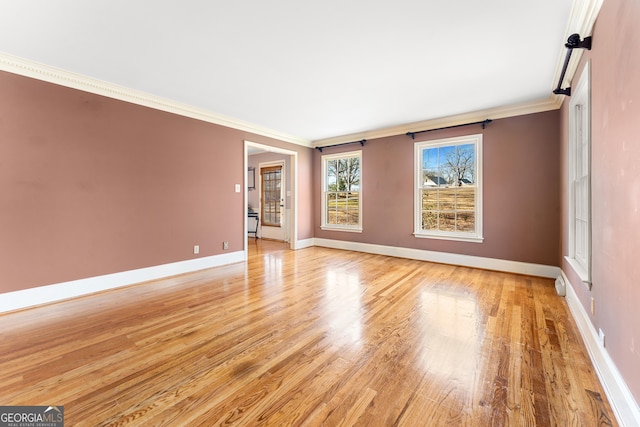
[{"xmin": 0, "ymin": 1, "xmax": 575, "ymax": 143}]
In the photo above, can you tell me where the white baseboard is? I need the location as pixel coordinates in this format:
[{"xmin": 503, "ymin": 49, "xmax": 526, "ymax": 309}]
[
  {"xmin": 564, "ymin": 271, "xmax": 640, "ymax": 426},
  {"xmin": 293, "ymin": 238, "xmax": 315, "ymax": 250},
  {"xmin": 0, "ymin": 251, "xmax": 245, "ymax": 314},
  {"xmin": 313, "ymin": 238, "xmax": 560, "ymax": 278}
]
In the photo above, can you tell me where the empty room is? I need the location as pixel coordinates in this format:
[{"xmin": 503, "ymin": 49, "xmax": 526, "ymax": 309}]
[{"xmin": 1, "ymin": 0, "xmax": 639, "ymax": 426}]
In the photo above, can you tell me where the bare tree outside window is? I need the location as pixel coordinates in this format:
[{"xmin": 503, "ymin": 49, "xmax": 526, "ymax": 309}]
[
  {"xmin": 443, "ymin": 144, "xmax": 475, "ymax": 186},
  {"xmin": 327, "ymin": 157, "xmax": 360, "ymax": 191}
]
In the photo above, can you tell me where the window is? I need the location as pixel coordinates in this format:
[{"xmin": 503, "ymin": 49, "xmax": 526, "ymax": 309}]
[
  {"xmin": 321, "ymin": 151, "xmax": 362, "ymax": 232},
  {"xmin": 414, "ymin": 134, "xmax": 483, "ymax": 242},
  {"xmin": 567, "ymin": 62, "xmax": 591, "ymax": 288}
]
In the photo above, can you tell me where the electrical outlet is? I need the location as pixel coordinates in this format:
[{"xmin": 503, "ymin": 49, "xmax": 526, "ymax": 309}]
[
  {"xmin": 598, "ymin": 328, "xmax": 606, "ymax": 347},
  {"xmin": 223, "ymin": 241, "xmax": 229, "ymax": 250},
  {"xmin": 193, "ymin": 245, "xmax": 199, "ymax": 254},
  {"xmin": 591, "ymin": 297, "xmax": 595, "ymax": 315}
]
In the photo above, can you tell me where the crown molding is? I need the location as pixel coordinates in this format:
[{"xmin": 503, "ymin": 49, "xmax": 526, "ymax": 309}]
[
  {"xmin": 550, "ymin": 0, "xmax": 604, "ymax": 105},
  {"xmin": 3, "ymin": 0, "xmax": 603, "ymax": 152},
  {"xmin": 313, "ymin": 96, "xmax": 562, "ymax": 147},
  {"xmin": 313, "ymin": 0, "xmax": 604, "ymax": 149},
  {"xmin": 0, "ymin": 52, "xmax": 313, "ymax": 148}
]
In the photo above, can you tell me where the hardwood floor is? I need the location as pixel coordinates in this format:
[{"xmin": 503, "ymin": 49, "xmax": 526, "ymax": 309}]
[{"xmin": 0, "ymin": 240, "xmax": 616, "ymax": 426}]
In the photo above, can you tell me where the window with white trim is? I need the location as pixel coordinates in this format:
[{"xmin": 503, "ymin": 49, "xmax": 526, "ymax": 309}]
[
  {"xmin": 567, "ymin": 62, "xmax": 591, "ymax": 287},
  {"xmin": 321, "ymin": 151, "xmax": 362, "ymax": 232},
  {"xmin": 414, "ymin": 134, "xmax": 483, "ymax": 242}
]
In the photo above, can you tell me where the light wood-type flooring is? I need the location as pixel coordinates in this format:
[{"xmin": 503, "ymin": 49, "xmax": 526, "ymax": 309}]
[{"xmin": 0, "ymin": 240, "xmax": 616, "ymax": 426}]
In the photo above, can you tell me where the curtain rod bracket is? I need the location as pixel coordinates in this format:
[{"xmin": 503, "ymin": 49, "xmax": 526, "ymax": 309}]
[{"xmin": 553, "ymin": 34, "xmax": 592, "ymax": 97}]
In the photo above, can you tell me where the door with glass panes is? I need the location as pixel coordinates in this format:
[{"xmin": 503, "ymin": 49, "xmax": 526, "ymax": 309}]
[{"xmin": 260, "ymin": 164, "xmax": 284, "ymax": 240}]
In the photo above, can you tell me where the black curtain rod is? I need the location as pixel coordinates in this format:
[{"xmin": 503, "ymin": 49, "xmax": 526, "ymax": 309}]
[
  {"xmin": 553, "ymin": 33, "xmax": 592, "ymax": 96},
  {"xmin": 315, "ymin": 139, "xmax": 366, "ymax": 152},
  {"xmin": 406, "ymin": 119, "xmax": 492, "ymax": 140}
]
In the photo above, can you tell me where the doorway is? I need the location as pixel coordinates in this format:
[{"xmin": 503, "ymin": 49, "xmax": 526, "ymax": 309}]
[{"xmin": 244, "ymin": 141, "xmax": 298, "ymax": 257}]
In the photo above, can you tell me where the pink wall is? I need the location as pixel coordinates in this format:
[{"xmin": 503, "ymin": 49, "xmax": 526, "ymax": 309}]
[
  {"xmin": 0, "ymin": 71, "xmax": 313, "ymax": 294},
  {"xmin": 314, "ymin": 110, "xmax": 561, "ymax": 266},
  {"xmin": 561, "ymin": 0, "xmax": 640, "ymax": 403}
]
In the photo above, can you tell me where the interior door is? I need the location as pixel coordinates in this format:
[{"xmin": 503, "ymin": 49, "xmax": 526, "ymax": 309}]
[{"xmin": 260, "ymin": 164, "xmax": 285, "ymax": 241}]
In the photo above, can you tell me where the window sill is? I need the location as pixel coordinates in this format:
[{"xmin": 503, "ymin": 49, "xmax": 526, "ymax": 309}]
[
  {"xmin": 321, "ymin": 226, "xmax": 363, "ymax": 233},
  {"xmin": 413, "ymin": 232, "xmax": 483, "ymax": 243},
  {"xmin": 564, "ymin": 256, "xmax": 592, "ymax": 290}
]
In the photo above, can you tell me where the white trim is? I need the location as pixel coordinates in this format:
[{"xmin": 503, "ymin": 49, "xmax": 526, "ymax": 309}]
[
  {"xmin": 313, "ymin": 238, "xmax": 560, "ymax": 278},
  {"xmin": 0, "ymin": 52, "xmax": 312, "ymax": 148},
  {"xmin": 320, "ymin": 226, "xmax": 363, "ymax": 233},
  {"xmin": 413, "ymin": 232, "xmax": 483, "ymax": 243},
  {"xmin": 0, "ymin": 251, "xmax": 244, "ymax": 314},
  {"xmin": 564, "ymin": 255, "xmax": 591, "ymax": 287},
  {"xmin": 313, "ymin": 97, "xmax": 561, "ymax": 148},
  {"xmin": 293, "ymin": 238, "xmax": 315, "ymax": 250},
  {"xmin": 564, "ymin": 273, "xmax": 640, "ymax": 427},
  {"xmin": 567, "ymin": 61, "xmax": 592, "ymax": 289}
]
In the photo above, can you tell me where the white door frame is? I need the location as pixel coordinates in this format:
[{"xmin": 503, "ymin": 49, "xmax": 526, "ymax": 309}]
[{"xmin": 244, "ymin": 141, "xmax": 298, "ymax": 258}]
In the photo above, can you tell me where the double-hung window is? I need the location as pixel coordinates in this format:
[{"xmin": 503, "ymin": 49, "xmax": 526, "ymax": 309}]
[
  {"xmin": 321, "ymin": 150, "xmax": 362, "ymax": 232},
  {"xmin": 414, "ymin": 134, "xmax": 483, "ymax": 242},
  {"xmin": 567, "ymin": 62, "xmax": 591, "ymax": 288}
]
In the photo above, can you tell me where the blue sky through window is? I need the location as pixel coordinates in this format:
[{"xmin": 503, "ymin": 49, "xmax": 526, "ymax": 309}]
[{"xmin": 422, "ymin": 143, "xmax": 475, "ymax": 184}]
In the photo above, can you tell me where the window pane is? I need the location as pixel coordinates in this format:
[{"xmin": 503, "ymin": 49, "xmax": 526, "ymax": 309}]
[
  {"xmin": 336, "ymin": 192, "xmax": 347, "ymax": 224},
  {"xmin": 457, "ymin": 212, "xmax": 475, "ymax": 232},
  {"xmin": 423, "ymin": 147, "xmax": 440, "ymax": 176},
  {"xmin": 457, "ymin": 187, "xmax": 475, "ymax": 210},
  {"xmin": 326, "ymin": 193, "xmax": 336, "ymax": 224},
  {"xmin": 440, "ymin": 213, "xmax": 456, "ymax": 232},
  {"xmin": 422, "ymin": 211, "xmax": 437, "ymax": 230},
  {"xmin": 347, "ymin": 192, "xmax": 359, "ymax": 225},
  {"xmin": 439, "ymin": 188, "xmax": 456, "ymax": 211},
  {"xmin": 422, "ymin": 189, "xmax": 437, "ymax": 210}
]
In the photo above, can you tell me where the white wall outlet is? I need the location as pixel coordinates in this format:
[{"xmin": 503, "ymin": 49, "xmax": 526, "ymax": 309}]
[
  {"xmin": 235, "ymin": 184, "xmax": 241, "ymax": 193},
  {"xmin": 598, "ymin": 328, "xmax": 605, "ymax": 347},
  {"xmin": 223, "ymin": 241, "xmax": 229, "ymax": 250},
  {"xmin": 193, "ymin": 245, "xmax": 199, "ymax": 254},
  {"xmin": 590, "ymin": 297, "xmax": 595, "ymax": 315}
]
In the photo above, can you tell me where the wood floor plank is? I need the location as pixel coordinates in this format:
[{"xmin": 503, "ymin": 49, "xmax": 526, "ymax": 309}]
[{"xmin": 0, "ymin": 240, "xmax": 617, "ymax": 426}]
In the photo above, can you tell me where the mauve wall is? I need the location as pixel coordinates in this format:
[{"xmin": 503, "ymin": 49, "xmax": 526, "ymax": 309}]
[
  {"xmin": 561, "ymin": 0, "xmax": 640, "ymax": 403},
  {"xmin": 314, "ymin": 111, "xmax": 560, "ymax": 266},
  {"xmin": 0, "ymin": 71, "xmax": 313, "ymax": 294}
]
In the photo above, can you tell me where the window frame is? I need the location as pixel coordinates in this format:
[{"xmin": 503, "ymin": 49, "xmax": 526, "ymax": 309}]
[
  {"xmin": 414, "ymin": 134, "xmax": 483, "ymax": 243},
  {"xmin": 566, "ymin": 61, "xmax": 592, "ymax": 288},
  {"xmin": 321, "ymin": 150, "xmax": 363, "ymax": 233}
]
